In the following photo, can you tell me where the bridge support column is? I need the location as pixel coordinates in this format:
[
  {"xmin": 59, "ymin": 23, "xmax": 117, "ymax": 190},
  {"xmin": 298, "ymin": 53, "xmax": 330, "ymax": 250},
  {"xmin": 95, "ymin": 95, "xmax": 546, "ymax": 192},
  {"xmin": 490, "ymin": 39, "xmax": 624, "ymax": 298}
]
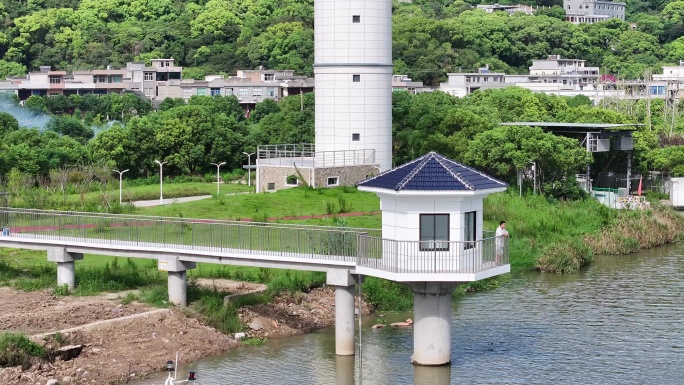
[
  {"xmin": 158, "ymin": 257, "xmax": 196, "ymax": 307},
  {"xmin": 327, "ymin": 269, "xmax": 358, "ymax": 356},
  {"xmin": 409, "ymin": 282, "xmax": 457, "ymax": 366},
  {"xmin": 47, "ymin": 248, "xmax": 83, "ymax": 292}
]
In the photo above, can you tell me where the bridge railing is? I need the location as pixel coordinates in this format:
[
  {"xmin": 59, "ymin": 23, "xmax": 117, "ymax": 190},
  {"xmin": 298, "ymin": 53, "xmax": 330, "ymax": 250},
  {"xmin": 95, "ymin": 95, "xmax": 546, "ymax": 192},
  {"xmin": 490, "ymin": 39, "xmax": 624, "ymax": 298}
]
[
  {"xmin": 0, "ymin": 208, "xmax": 381, "ymax": 261},
  {"xmin": 357, "ymin": 233, "xmax": 508, "ymax": 274}
]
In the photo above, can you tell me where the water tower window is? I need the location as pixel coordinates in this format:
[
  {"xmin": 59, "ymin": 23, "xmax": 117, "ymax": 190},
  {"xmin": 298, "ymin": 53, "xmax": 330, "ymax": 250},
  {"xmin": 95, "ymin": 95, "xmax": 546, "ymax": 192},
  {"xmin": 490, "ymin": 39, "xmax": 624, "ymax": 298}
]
[
  {"xmin": 352, "ymin": 15, "xmax": 361, "ymax": 23},
  {"xmin": 353, "ymin": 75, "xmax": 361, "ymax": 82},
  {"xmin": 352, "ymin": 133, "xmax": 360, "ymax": 141}
]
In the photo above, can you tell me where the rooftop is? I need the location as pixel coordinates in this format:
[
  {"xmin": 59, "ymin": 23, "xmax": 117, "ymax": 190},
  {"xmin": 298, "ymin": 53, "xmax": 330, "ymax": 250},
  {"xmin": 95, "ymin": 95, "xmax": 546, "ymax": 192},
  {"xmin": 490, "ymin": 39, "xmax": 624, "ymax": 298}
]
[
  {"xmin": 357, "ymin": 152, "xmax": 507, "ymax": 192},
  {"xmin": 500, "ymin": 122, "xmax": 641, "ymax": 133}
]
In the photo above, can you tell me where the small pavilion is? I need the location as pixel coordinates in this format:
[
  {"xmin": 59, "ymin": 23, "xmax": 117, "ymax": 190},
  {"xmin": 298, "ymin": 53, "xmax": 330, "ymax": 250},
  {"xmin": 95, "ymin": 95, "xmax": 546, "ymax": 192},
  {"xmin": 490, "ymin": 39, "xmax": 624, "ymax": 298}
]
[{"xmin": 357, "ymin": 151, "xmax": 509, "ymax": 365}]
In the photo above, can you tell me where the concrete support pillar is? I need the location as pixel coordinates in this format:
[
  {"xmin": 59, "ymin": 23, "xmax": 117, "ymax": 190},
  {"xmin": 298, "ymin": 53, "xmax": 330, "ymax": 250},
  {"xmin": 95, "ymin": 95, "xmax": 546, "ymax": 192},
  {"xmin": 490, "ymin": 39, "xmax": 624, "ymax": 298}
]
[
  {"xmin": 47, "ymin": 248, "xmax": 83, "ymax": 292},
  {"xmin": 327, "ymin": 269, "xmax": 358, "ymax": 356},
  {"xmin": 56, "ymin": 262, "xmax": 76, "ymax": 291},
  {"xmin": 335, "ymin": 285, "xmax": 355, "ymax": 356},
  {"xmin": 168, "ymin": 271, "xmax": 187, "ymax": 307},
  {"xmin": 158, "ymin": 256, "xmax": 195, "ymax": 307},
  {"xmin": 409, "ymin": 282, "xmax": 457, "ymax": 366}
]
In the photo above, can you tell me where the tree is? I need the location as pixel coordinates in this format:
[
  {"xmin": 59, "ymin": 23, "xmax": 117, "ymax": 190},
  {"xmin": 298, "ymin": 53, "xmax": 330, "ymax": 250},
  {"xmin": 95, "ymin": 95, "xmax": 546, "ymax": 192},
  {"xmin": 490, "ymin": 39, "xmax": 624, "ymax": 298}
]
[
  {"xmin": 249, "ymin": 98, "xmax": 280, "ymax": 123},
  {"xmin": 0, "ymin": 112, "xmax": 20, "ymax": 136},
  {"xmin": 0, "ymin": 60, "xmax": 26, "ymax": 78},
  {"xmin": 464, "ymin": 125, "xmax": 592, "ymax": 187},
  {"xmin": 46, "ymin": 116, "xmax": 94, "ymax": 144}
]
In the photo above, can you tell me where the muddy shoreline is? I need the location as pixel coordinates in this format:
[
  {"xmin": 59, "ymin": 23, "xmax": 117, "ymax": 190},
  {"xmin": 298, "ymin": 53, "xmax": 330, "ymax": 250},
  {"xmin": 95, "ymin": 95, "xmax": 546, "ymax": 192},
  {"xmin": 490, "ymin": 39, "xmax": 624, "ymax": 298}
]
[{"xmin": 0, "ymin": 284, "xmax": 369, "ymax": 385}]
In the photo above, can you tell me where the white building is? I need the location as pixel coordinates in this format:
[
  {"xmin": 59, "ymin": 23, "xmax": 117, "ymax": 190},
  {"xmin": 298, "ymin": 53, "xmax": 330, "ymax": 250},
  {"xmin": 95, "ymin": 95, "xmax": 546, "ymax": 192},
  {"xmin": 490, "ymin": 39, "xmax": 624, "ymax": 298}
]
[
  {"xmin": 439, "ymin": 56, "xmax": 621, "ymax": 103},
  {"xmin": 564, "ymin": 0, "xmax": 626, "ymax": 24},
  {"xmin": 476, "ymin": 3, "xmax": 536, "ymax": 15}
]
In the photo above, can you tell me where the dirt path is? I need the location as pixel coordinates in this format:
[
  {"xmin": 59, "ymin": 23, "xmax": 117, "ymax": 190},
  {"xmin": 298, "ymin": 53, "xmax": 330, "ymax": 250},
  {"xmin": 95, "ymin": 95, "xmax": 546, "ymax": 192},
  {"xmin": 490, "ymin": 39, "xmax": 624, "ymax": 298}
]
[{"xmin": 0, "ymin": 283, "xmax": 371, "ymax": 385}]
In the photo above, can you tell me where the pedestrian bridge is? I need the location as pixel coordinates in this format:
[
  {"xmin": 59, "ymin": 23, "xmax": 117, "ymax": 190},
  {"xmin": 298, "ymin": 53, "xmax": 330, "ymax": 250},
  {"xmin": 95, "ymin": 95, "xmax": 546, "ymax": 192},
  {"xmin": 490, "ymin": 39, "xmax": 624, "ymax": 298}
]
[{"xmin": 0, "ymin": 208, "xmax": 509, "ymax": 283}]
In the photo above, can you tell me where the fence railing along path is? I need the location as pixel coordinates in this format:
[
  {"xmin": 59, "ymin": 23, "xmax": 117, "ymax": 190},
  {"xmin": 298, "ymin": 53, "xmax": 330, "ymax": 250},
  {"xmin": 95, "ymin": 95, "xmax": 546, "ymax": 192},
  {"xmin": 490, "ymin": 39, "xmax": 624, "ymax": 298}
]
[{"xmin": 0, "ymin": 208, "xmax": 507, "ymax": 276}]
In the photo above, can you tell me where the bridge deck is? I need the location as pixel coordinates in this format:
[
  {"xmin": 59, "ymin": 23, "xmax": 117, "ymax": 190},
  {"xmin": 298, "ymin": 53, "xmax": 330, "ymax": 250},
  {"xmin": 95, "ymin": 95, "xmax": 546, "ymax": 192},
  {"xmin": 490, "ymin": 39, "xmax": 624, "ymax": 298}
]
[{"xmin": 0, "ymin": 208, "xmax": 509, "ymax": 282}]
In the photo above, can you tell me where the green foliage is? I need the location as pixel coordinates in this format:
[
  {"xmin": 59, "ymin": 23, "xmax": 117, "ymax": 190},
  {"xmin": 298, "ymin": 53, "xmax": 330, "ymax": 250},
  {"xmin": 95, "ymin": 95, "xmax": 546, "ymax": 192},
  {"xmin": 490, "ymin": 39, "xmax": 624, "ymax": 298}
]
[
  {"xmin": 243, "ymin": 337, "xmax": 268, "ymax": 346},
  {"xmin": 362, "ymin": 277, "xmax": 413, "ymax": 311},
  {"xmin": 0, "ymin": 333, "xmax": 46, "ymax": 370},
  {"xmin": 536, "ymin": 239, "xmax": 594, "ymax": 273}
]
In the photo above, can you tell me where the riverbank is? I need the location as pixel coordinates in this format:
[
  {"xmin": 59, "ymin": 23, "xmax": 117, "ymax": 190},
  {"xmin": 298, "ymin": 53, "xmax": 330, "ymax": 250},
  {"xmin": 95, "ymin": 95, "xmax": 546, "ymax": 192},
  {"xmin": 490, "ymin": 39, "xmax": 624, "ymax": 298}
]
[{"xmin": 0, "ymin": 285, "xmax": 369, "ymax": 385}]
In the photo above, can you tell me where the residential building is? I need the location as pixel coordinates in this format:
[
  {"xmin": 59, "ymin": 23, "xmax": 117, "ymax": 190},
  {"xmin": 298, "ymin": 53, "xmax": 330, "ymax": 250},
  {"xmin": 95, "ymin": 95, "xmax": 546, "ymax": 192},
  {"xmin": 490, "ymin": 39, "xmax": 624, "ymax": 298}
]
[
  {"xmin": 439, "ymin": 65, "xmax": 511, "ymax": 97},
  {"xmin": 1, "ymin": 59, "xmax": 183, "ymax": 102},
  {"xmin": 439, "ymin": 56, "xmax": 621, "ymax": 103},
  {"xmin": 476, "ymin": 3, "xmax": 536, "ymax": 15},
  {"xmin": 392, "ymin": 75, "xmax": 426, "ymax": 94},
  {"xmin": 564, "ymin": 0, "xmax": 626, "ymax": 24},
  {"xmin": 517, "ymin": 54, "xmax": 601, "ymax": 91},
  {"xmin": 179, "ymin": 69, "xmax": 314, "ymax": 114}
]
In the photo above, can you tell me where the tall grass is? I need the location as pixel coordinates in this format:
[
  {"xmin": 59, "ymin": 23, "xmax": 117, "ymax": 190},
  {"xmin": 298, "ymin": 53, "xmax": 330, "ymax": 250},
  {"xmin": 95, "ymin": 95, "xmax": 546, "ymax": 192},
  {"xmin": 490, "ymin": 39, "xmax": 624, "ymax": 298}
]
[
  {"xmin": 0, "ymin": 333, "xmax": 46, "ymax": 369},
  {"xmin": 487, "ymin": 192, "xmax": 684, "ymax": 273},
  {"xmin": 484, "ymin": 192, "xmax": 614, "ymax": 271}
]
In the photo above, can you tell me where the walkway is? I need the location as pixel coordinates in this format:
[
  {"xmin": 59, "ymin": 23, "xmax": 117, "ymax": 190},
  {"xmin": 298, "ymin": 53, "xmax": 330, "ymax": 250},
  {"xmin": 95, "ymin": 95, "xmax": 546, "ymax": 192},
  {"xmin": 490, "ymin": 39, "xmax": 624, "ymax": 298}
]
[
  {"xmin": 132, "ymin": 192, "xmax": 252, "ymax": 207},
  {"xmin": 0, "ymin": 208, "xmax": 508, "ymax": 282}
]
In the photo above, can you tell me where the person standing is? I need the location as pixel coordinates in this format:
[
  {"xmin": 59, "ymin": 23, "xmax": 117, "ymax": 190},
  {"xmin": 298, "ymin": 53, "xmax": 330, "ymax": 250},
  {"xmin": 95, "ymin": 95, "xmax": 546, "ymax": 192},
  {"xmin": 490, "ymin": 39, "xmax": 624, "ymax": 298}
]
[{"xmin": 495, "ymin": 221, "xmax": 509, "ymax": 265}]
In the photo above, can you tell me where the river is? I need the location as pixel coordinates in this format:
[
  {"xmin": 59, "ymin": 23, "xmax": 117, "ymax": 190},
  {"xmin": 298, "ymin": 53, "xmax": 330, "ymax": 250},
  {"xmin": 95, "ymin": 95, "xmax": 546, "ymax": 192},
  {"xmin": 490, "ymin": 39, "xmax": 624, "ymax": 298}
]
[{"xmin": 139, "ymin": 243, "xmax": 684, "ymax": 384}]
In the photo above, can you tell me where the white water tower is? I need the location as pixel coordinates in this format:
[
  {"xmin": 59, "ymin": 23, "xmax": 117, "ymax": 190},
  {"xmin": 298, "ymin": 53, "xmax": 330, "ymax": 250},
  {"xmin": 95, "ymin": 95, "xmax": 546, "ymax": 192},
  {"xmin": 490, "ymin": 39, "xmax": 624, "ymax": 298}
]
[{"xmin": 313, "ymin": 0, "xmax": 393, "ymax": 171}]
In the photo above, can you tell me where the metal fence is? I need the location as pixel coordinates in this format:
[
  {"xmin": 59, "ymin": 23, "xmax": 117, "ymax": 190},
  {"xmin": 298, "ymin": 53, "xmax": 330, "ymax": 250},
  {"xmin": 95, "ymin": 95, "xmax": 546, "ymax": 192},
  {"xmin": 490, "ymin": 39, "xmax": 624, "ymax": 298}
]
[
  {"xmin": 0, "ymin": 208, "xmax": 380, "ymax": 261},
  {"xmin": 257, "ymin": 143, "xmax": 376, "ymax": 168},
  {"xmin": 0, "ymin": 208, "xmax": 509, "ymax": 275},
  {"xmin": 357, "ymin": 232, "xmax": 508, "ymax": 274}
]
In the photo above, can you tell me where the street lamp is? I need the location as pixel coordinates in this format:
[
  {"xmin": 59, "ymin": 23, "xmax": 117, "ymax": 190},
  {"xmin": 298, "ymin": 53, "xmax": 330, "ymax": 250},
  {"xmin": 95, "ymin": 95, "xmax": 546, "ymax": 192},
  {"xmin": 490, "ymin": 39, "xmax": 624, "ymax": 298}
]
[
  {"xmin": 211, "ymin": 161, "xmax": 226, "ymax": 195},
  {"xmin": 113, "ymin": 169, "xmax": 129, "ymax": 205},
  {"xmin": 243, "ymin": 152, "xmax": 255, "ymax": 187},
  {"xmin": 154, "ymin": 160, "xmax": 167, "ymax": 205}
]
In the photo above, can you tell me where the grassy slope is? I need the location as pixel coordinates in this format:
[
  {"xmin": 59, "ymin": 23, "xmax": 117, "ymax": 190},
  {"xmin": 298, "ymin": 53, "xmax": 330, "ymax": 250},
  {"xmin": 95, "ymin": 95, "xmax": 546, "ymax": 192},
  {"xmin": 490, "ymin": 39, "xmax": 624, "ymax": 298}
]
[
  {"xmin": 135, "ymin": 186, "xmax": 380, "ymax": 221},
  {"xmin": 60, "ymin": 182, "xmax": 253, "ymax": 203}
]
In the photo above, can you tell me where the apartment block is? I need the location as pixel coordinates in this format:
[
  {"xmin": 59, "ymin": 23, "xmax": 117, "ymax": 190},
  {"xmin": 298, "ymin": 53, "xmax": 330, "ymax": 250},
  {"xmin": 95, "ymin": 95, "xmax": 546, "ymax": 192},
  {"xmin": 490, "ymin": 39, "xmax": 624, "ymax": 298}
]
[
  {"xmin": 440, "ymin": 56, "xmax": 616, "ymax": 103},
  {"xmin": 178, "ymin": 69, "xmax": 314, "ymax": 113},
  {"xmin": 564, "ymin": 0, "xmax": 626, "ymax": 24},
  {"xmin": 1, "ymin": 59, "xmax": 183, "ymax": 102}
]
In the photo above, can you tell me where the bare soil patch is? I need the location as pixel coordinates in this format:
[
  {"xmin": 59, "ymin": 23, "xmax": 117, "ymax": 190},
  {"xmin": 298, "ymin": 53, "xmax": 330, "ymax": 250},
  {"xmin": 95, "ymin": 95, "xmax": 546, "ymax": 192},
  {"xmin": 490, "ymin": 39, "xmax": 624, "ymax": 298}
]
[
  {"xmin": 0, "ymin": 287, "xmax": 151, "ymax": 335},
  {"xmin": 0, "ymin": 283, "xmax": 370, "ymax": 385}
]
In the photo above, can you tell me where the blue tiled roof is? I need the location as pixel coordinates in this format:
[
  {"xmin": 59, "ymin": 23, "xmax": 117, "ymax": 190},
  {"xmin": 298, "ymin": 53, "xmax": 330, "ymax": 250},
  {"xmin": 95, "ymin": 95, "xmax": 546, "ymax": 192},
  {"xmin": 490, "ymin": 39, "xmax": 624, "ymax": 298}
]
[{"xmin": 358, "ymin": 152, "xmax": 508, "ymax": 192}]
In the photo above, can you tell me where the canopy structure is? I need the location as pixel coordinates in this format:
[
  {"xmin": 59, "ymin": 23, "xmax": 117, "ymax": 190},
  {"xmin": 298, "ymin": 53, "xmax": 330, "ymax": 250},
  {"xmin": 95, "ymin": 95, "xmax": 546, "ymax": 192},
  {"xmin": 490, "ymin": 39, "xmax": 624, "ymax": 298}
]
[{"xmin": 500, "ymin": 122, "xmax": 643, "ymax": 192}]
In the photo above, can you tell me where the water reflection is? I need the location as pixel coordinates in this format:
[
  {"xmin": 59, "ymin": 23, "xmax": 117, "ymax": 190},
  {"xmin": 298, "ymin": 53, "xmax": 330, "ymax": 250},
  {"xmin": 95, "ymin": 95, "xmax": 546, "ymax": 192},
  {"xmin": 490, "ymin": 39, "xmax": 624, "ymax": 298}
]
[
  {"xmin": 335, "ymin": 356, "xmax": 354, "ymax": 385},
  {"xmin": 413, "ymin": 365, "xmax": 450, "ymax": 385}
]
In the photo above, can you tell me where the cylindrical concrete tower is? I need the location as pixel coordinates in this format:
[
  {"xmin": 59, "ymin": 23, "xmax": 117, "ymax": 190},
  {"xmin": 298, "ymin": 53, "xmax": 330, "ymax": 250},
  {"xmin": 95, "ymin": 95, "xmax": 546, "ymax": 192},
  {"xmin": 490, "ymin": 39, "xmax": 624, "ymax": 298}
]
[{"xmin": 314, "ymin": 0, "xmax": 393, "ymax": 171}]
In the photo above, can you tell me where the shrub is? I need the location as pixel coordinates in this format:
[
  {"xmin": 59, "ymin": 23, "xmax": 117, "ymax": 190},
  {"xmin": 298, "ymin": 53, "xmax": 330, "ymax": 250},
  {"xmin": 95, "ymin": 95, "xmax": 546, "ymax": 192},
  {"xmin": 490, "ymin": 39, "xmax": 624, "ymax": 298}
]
[
  {"xmin": 536, "ymin": 239, "xmax": 593, "ymax": 273},
  {"xmin": 362, "ymin": 277, "xmax": 412, "ymax": 311}
]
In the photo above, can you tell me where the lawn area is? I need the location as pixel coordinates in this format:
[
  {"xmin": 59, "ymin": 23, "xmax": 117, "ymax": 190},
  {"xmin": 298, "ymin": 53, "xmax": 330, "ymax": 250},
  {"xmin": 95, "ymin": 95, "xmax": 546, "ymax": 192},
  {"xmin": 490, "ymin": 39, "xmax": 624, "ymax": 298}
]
[
  {"xmin": 65, "ymin": 182, "xmax": 254, "ymax": 203},
  {"xmin": 136, "ymin": 186, "xmax": 380, "ymax": 221}
]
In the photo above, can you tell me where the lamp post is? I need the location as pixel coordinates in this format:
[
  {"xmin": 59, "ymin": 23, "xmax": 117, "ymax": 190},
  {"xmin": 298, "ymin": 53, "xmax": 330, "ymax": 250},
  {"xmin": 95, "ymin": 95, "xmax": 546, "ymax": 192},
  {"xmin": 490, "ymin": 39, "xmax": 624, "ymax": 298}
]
[
  {"xmin": 211, "ymin": 161, "xmax": 226, "ymax": 195},
  {"xmin": 113, "ymin": 169, "xmax": 129, "ymax": 205},
  {"xmin": 243, "ymin": 152, "xmax": 255, "ymax": 187},
  {"xmin": 154, "ymin": 160, "xmax": 167, "ymax": 205}
]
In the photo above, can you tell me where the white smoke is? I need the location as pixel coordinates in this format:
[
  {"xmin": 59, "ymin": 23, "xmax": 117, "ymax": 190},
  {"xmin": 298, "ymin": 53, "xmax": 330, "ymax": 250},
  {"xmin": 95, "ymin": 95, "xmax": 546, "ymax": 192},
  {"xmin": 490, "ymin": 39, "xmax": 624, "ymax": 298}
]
[{"xmin": 0, "ymin": 95, "xmax": 52, "ymax": 131}]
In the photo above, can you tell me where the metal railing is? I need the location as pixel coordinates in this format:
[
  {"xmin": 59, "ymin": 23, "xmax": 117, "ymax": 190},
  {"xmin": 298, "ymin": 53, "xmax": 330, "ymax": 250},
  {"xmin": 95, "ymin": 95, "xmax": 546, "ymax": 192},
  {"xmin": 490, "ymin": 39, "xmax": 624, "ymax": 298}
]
[
  {"xmin": 0, "ymin": 208, "xmax": 380, "ymax": 261},
  {"xmin": 357, "ymin": 233, "xmax": 508, "ymax": 274},
  {"xmin": 0, "ymin": 208, "xmax": 509, "ymax": 275},
  {"xmin": 257, "ymin": 144, "xmax": 376, "ymax": 168}
]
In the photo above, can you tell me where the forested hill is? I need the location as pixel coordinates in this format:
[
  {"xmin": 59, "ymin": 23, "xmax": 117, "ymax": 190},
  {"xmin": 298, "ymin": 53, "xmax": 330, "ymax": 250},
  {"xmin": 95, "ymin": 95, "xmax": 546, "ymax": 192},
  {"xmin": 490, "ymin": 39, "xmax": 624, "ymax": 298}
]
[{"xmin": 1, "ymin": 0, "xmax": 684, "ymax": 84}]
